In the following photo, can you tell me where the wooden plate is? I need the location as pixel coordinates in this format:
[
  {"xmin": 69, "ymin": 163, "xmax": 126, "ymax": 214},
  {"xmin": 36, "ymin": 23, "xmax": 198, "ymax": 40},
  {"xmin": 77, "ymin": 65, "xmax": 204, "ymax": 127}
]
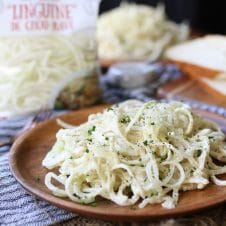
[{"xmin": 9, "ymin": 105, "xmax": 226, "ymax": 222}]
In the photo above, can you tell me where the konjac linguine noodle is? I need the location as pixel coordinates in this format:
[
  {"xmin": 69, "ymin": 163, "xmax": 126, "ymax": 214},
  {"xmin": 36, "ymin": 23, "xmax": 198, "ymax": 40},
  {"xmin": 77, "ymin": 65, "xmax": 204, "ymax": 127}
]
[{"xmin": 43, "ymin": 100, "xmax": 226, "ymax": 209}]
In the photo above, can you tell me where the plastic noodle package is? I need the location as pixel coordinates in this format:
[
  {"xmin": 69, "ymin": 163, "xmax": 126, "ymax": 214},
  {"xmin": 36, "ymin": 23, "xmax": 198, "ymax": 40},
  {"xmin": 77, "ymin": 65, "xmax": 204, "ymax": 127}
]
[{"xmin": 0, "ymin": 0, "xmax": 101, "ymax": 117}]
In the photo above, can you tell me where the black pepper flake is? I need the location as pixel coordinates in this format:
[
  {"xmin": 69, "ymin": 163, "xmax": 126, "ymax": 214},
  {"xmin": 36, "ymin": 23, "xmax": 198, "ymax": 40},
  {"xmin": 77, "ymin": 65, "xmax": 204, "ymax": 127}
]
[
  {"xmin": 73, "ymin": 194, "xmax": 80, "ymax": 199},
  {"xmin": 151, "ymin": 122, "xmax": 155, "ymax": 125}
]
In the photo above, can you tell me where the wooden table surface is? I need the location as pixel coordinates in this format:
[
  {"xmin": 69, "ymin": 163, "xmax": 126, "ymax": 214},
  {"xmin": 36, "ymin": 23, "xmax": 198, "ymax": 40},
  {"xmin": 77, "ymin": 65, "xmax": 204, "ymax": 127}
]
[{"xmin": 158, "ymin": 75, "xmax": 226, "ymax": 108}]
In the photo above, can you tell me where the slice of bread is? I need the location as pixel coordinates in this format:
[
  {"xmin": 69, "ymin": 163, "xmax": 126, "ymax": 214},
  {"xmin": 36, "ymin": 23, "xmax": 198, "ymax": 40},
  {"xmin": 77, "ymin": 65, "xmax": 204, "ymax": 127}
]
[
  {"xmin": 165, "ymin": 35, "xmax": 226, "ymax": 100},
  {"xmin": 197, "ymin": 74, "xmax": 226, "ymax": 100},
  {"xmin": 165, "ymin": 35, "xmax": 226, "ymax": 78}
]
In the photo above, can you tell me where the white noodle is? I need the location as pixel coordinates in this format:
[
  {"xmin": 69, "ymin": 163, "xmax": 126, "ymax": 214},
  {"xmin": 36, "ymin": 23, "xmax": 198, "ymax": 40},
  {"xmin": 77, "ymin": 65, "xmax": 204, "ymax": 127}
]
[
  {"xmin": 0, "ymin": 31, "xmax": 97, "ymax": 116},
  {"xmin": 42, "ymin": 100, "xmax": 226, "ymax": 208},
  {"xmin": 97, "ymin": 4, "xmax": 189, "ymax": 61}
]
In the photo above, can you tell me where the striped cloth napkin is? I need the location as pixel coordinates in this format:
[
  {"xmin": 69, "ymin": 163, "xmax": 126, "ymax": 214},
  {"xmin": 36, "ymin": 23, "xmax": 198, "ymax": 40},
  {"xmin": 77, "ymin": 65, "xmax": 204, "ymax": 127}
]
[
  {"xmin": 0, "ymin": 111, "xmax": 78, "ymax": 226},
  {"xmin": 0, "ymin": 154, "xmax": 75, "ymax": 226},
  {"xmin": 1, "ymin": 62, "xmax": 226, "ymax": 225}
]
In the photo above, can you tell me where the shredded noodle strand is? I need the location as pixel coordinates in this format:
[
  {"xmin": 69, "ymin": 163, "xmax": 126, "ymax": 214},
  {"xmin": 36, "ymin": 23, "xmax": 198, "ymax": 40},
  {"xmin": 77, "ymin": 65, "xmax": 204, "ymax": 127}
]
[{"xmin": 43, "ymin": 100, "xmax": 226, "ymax": 209}]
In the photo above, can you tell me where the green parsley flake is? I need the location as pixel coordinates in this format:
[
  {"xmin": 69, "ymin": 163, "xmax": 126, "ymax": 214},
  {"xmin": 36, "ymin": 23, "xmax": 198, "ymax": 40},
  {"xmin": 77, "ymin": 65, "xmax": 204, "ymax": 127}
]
[
  {"xmin": 160, "ymin": 155, "xmax": 167, "ymax": 161},
  {"xmin": 196, "ymin": 149, "xmax": 202, "ymax": 157},
  {"xmin": 86, "ymin": 149, "xmax": 90, "ymax": 153},
  {"xmin": 150, "ymin": 191, "xmax": 158, "ymax": 196},
  {"xmin": 88, "ymin": 126, "xmax": 96, "ymax": 135},
  {"xmin": 90, "ymin": 202, "xmax": 97, "ymax": 207},
  {"xmin": 143, "ymin": 140, "xmax": 148, "ymax": 146}
]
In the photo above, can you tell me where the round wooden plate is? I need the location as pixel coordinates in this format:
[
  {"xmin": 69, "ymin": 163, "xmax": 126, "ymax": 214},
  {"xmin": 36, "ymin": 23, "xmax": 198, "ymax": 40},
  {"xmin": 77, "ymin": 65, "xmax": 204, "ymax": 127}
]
[{"xmin": 9, "ymin": 105, "xmax": 226, "ymax": 222}]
